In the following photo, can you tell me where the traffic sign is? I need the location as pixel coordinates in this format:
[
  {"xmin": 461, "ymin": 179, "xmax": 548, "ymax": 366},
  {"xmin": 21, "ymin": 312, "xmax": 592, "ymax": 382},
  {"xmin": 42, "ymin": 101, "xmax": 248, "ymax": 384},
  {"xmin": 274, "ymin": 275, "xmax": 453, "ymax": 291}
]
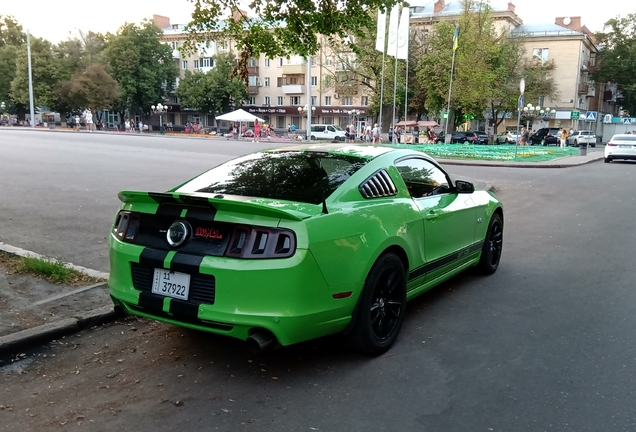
[
  {"xmin": 443, "ymin": 112, "xmax": 448, "ymax": 119},
  {"xmin": 570, "ymin": 111, "xmax": 580, "ymax": 120},
  {"xmin": 585, "ymin": 111, "xmax": 598, "ymax": 122},
  {"xmin": 623, "ymin": 118, "xmax": 632, "ymax": 125}
]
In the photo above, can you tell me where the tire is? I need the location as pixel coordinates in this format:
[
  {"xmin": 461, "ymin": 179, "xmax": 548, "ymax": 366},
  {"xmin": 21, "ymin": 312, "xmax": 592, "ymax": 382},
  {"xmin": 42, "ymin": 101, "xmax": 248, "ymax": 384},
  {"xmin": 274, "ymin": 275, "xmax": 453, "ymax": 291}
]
[
  {"xmin": 348, "ymin": 253, "xmax": 407, "ymax": 355},
  {"xmin": 574, "ymin": 140, "xmax": 578, "ymax": 145},
  {"xmin": 591, "ymin": 143, "xmax": 596, "ymax": 148},
  {"xmin": 464, "ymin": 140, "xmax": 470, "ymax": 144},
  {"xmin": 311, "ymin": 135, "xmax": 316, "ymax": 140},
  {"xmin": 477, "ymin": 213, "xmax": 503, "ymax": 275},
  {"xmin": 604, "ymin": 157, "xmax": 611, "ymax": 163}
]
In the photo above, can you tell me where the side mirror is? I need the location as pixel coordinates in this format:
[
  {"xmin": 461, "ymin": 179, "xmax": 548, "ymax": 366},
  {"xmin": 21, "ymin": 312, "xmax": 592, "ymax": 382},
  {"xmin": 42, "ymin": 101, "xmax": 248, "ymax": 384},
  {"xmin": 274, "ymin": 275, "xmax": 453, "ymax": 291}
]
[{"xmin": 455, "ymin": 180, "xmax": 474, "ymax": 193}]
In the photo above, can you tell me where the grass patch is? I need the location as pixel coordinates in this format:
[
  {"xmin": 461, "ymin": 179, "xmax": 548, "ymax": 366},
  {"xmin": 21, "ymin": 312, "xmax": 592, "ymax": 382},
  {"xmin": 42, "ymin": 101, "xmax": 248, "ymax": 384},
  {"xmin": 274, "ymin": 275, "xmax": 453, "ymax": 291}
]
[
  {"xmin": 384, "ymin": 144, "xmax": 579, "ymax": 162},
  {"xmin": 0, "ymin": 251, "xmax": 104, "ymax": 286}
]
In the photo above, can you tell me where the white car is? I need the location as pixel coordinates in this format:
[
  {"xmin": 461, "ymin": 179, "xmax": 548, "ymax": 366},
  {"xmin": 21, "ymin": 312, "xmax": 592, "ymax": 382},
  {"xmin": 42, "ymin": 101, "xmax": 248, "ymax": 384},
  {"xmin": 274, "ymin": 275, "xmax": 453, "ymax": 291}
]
[
  {"xmin": 495, "ymin": 131, "xmax": 519, "ymax": 144},
  {"xmin": 605, "ymin": 134, "xmax": 636, "ymax": 163},
  {"xmin": 567, "ymin": 131, "xmax": 596, "ymax": 147},
  {"xmin": 310, "ymin": 124, "xmax": 346, "ymax": 141}
]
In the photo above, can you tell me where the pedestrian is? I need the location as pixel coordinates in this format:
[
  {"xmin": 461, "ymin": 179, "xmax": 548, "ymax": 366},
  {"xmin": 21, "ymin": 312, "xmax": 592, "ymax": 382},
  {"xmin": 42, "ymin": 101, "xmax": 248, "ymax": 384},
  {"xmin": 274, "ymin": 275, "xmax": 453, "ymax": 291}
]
[
  {"xmin": 371, "ymin": 123, "xmax": 380, "ymax": 144},
  {"xmin": 427, "ymin": 126, "xmax": 437, "ymax": 144},
  {"xmin": 519, "ymin": 127, "xmax": 529, "ymax": 146},
  {"xmin": 560, "ymin": 128, "xmax": 568, "ymax": 148},
  {"xmin": 287, "ymin": 123, "xmax": 291, "ymax": 134},
  {"xmin": 253, "ymin": 119, "xmax": 261, "ymax": 142},
  {"xmin": 138, "ymin": 120, "xmax": 143, "ymax": 134},
  {"xmin": 74, "ymin": 114, "xmax": 81, "ymax": 132},
  {"xmin": 392, "ymin": 125, "xmax": 399, "ymax": 143},
  {"xmin": 291, "ymin": 123, "xmax": 296, "ymax": 133},
  {"xmin": 349, "ymin": 122, "xmax": 356, "ymax": 143},
  {"xmin": 364, "ymin": 123, "xmax": 372, "ymax": 143},
  {"xmin": 84, "ymin": 108, "xmax": 93, "ymax": 132}
]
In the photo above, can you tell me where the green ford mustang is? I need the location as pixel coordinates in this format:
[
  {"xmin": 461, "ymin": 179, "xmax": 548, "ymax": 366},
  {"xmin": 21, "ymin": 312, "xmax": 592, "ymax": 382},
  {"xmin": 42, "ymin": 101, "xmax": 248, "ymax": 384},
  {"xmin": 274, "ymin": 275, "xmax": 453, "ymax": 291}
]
[{"xmin": 109, "ymin": 144, "xmax": 503, "ymax": 354}]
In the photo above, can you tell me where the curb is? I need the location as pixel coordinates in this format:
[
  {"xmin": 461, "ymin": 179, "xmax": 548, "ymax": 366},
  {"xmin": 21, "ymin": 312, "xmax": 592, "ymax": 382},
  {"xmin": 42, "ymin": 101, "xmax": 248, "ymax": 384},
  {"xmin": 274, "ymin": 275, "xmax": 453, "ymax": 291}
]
[
  {"xmin": 437, "ymin": 155, "xmax": 604, "ymax": 168},
  {"xmin": 0, "ymin": 306, "xmax": 118, "ymax": 356}
]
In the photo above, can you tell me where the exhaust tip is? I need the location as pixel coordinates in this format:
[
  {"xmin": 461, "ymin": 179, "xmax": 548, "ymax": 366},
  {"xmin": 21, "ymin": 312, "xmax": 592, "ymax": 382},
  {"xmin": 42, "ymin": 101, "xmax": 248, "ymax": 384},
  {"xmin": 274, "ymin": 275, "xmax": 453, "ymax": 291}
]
[{"xmin": 246, "ymin": 331, "xmax": 276, "ymax": 353}]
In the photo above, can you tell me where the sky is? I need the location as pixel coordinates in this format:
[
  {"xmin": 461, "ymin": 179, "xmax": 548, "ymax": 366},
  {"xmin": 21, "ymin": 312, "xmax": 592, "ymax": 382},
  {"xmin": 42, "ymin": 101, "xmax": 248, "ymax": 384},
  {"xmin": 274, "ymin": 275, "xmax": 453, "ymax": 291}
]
[{"xmin": 1, "ymin": 0, "xmax": 633, "ymax": 43}]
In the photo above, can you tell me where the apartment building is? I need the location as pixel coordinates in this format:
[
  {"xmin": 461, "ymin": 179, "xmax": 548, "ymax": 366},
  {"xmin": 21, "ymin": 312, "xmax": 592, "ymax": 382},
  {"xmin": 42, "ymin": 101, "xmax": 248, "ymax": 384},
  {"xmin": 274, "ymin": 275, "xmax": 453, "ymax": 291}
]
[{"xmin": 153, "ymin": 14, "xmax": 373, "ymax": 132}]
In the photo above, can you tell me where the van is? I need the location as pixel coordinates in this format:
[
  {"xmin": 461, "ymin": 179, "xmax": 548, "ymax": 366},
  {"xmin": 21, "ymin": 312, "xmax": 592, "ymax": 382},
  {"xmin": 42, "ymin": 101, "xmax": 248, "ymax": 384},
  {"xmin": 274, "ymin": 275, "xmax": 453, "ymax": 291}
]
[{"xmin": 310, "ymin": 124, "xmax": 346, "ymax": 141}]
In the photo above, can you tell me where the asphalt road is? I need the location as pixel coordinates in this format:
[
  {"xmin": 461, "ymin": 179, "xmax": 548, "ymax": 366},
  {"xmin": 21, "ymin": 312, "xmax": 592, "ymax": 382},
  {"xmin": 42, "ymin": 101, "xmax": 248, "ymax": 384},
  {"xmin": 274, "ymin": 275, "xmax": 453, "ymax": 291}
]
[{"xmin": 2, "ymin": 129, "xmax": 636, "ymax": 431}]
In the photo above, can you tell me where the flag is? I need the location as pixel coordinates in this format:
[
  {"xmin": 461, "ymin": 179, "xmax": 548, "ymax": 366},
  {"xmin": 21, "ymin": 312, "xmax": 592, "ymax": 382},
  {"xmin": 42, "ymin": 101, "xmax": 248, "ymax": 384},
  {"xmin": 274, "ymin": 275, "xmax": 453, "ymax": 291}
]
[
  {"xmin": 396, "ymin": 7, "xmax": 410, "ymax": 59},
  {"xmin": 452, "ymin": 25, "xmax": 459, "ymax": 51},
  {"xmin": 386, "ymin": 5, "xmax": 400, "ymax": 57},
  {"xmin": 375, "ymin": 9, "xmax": 387, "ymax": 52}
]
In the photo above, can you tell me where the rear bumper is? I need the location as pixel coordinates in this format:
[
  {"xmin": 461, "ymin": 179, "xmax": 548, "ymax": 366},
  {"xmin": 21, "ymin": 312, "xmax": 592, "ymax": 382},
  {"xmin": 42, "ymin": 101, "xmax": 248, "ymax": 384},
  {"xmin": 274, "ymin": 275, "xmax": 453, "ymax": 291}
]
[{"xmin": 108, "ymin": 236, "xmax": 360, "ymax": 346}]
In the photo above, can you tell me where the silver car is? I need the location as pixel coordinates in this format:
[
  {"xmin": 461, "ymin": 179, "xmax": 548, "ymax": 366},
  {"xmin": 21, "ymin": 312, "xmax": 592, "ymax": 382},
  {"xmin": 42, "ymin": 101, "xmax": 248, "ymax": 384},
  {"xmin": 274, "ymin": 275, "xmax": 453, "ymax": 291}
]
[{"xmin": 605, "ymin": 134, "xmax": 636, "ymax": 163}]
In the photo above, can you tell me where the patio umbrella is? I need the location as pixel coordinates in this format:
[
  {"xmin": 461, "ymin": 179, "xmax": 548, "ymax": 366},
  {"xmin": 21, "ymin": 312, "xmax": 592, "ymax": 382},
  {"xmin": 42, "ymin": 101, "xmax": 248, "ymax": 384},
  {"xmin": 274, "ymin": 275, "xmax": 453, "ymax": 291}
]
[{"xmin": 216, "ymin": 109, "xmax": 265, "ymax": 123}]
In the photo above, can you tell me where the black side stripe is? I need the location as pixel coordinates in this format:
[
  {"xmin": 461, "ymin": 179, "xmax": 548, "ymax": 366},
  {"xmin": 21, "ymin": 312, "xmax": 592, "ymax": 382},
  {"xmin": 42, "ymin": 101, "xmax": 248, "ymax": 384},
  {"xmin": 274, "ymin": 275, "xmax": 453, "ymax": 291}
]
[
  {"xmin": 138, "ymin": 247, "xmax": 170, "ymax": 268},
  {"xmin": 408, "ymin": 241, "xmax": 483, "ymax": 282}
]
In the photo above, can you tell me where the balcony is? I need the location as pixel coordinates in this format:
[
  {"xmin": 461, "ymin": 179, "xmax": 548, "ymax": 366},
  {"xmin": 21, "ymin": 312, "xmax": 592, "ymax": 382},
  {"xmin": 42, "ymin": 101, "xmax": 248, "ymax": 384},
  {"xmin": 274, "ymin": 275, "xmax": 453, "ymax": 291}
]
[
  {"xmin": 247, "ymin": 66, "xmax": 259, "ymax": 75},
  {"xmin": 172, "ymin": 49, "xmax": 180, "ymax": 59},
  {"xmin": 578, "ymin": 83, "xmax": 589, "ymax": 94},
  {"xmin": 335, "ymin": 84, "xmax": 358, "ymax": 94},
  {"xmin": 248, "ymin": 86, "xmax": 260, "ymax": 95},
  {"xmin": 282, "ymin": 64, "xmax": 305, "ymax": 74},
  {"xmin": 282, "ymin": 85, "xmax": 305, "ymax": 94}
]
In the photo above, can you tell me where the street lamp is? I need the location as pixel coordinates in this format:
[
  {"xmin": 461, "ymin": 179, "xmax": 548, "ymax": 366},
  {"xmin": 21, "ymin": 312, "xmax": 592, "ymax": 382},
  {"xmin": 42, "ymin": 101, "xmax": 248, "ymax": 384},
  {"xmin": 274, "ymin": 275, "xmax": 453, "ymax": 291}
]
[
  {"xmin": 151, "ymin": 103, "xmax": 168, "ymax": 133},
  {"xmin": 298, "ymin": 104, "xmax": 316, "ymax": 140}
]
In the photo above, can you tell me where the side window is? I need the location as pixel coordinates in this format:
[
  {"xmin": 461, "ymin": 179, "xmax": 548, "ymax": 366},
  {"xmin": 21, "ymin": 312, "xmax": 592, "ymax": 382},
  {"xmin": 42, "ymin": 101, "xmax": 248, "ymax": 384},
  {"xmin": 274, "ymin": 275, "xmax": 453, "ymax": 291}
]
[
  {"xmin": 395, "ymin": 158, "xmax": 451, "ymax": 198},
  {"xmin": 315, "ymin": 126, "xmax": 325, "ymax": 132},
  {"xmin": 327, "ymin": 126, "xmax": 335, "ymax": 132}
]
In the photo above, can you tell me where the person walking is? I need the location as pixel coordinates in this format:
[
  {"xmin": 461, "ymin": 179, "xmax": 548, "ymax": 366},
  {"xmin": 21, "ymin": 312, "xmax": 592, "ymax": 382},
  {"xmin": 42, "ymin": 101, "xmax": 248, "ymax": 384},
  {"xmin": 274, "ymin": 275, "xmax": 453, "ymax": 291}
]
[
  {"xmin": 84, "ymin": 109, "xmax": 93, "ymax": 132},
  {"xmin": 560, "ymin": 128, "xmax": 568, "ymax": 148},
  {"xmin": 253, "ymin": 119, "xmax": 261, "ymax": 142},
  {"xmin": 519, "ymin": 127, "xmax": 529, "ymax": 146},
  {"xmin": 348, "ymin": 122, "xmax": 356, "ymax": 143},
  {"xmin": 372, "ymin": 123, "xmax": 380, "ymax": 144},
  {"xmin": 74, "ymin": 114, "xmax": 81, "ymax": 132}
]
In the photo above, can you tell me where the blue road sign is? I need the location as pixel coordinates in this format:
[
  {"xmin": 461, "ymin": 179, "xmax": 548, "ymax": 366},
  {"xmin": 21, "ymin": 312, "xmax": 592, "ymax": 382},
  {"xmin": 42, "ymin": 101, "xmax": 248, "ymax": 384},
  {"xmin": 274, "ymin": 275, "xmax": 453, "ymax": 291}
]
[
  {"xmin": 585, "ymin": 111, "xmax": 598, "ymax": 122},
  {"xmin": 623, "ymin": 118, "xmax": 632, "ymax": 125}
]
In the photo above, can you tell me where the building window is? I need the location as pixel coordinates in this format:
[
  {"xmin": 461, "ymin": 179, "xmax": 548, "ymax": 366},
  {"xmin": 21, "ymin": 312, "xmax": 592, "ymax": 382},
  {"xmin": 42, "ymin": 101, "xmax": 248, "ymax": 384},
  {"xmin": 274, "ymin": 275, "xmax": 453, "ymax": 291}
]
[
  {"xmin": 291, "ymin": 116, "xmax": 301, "ymax": 129},
  {"xmin": 248, "ymin": 75, "xmax": 258, "ymax": 86},
  {"xmin": 248, "ymin": 97, "xmax": 256, "ymax": 105},
  {"xmin": 277, "ymin": 96, "xmax": 284, "ymax": 105},
  {"xmin": 325, "ymin": 56, "xmax": 332, "ymax": 66},
  {"xmin": 325, "ymin": 96, "xmax": 331, "ymax": 106},
  {"xmin": 323, "ymin": 116, "xmax": 333, "ymax": 124},
  {"xmin": 538, "ymin": 96, "xmax": 545, "ymax": 107},
  {"xmin": 169, "ymin": 95, "xmax": 178, "ymax": 104},
  {"xmin": 311, "ymin": 96, "xmax": 317, "ymax": 106},
  {"xmin": 248, "ymin": 58, "xmax": 258, "ymax": 67},
  {"xmin": 264, "ymin": 96, "xmax": 271, "ymax": 105},
  {"xmin": 264, "ymin": 77, "xmax": 270, "ymax": 87},
  {"xmin": 290, "ymin": 96, "xmax": 301, "ymax": 105},
  {"xmin": 201, "ymin": 57, "xmax": 213, "ymax": 68},
  {"xmin": 278, "ymin": 57, "xmax": 284, "ymax": 67},
  {"xmin": 194, "ymin": 59, "xmax": 199, "ymax": 69},
  {"xmin": 343, "ymin": 97, "xmax": 353, "ymax": 106},
  {"xmin": 265, "ymin": 58, "xmax": 270, "ymax": 67},
  {"xmin": 361, "ymin": 96, "xmax": 368, "ymax": 106},
  {"xmin": 277, "ymin": 115, "xmax": 285, "ymax": 128},
  {"xmin": 182, "ymin": 60, "xmax": 188, "ymax": 69},
  {"xmin": 532, "ymin": 48, "xmax": 549, "ymax": 65},
  {"xmin": 311, "ymin": 76, "xmax": 318, "ymax": 86},
  {"xmin": 171, "ymin": 41, "xmax": 179, "ymax": 50}
]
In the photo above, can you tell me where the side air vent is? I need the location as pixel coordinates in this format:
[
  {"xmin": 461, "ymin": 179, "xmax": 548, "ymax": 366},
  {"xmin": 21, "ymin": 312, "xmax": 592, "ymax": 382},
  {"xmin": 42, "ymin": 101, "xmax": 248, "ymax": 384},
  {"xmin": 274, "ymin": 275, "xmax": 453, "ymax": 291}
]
[{"xmin": 359, "ymin": 170, "xmax": 398, "ymax": 199}]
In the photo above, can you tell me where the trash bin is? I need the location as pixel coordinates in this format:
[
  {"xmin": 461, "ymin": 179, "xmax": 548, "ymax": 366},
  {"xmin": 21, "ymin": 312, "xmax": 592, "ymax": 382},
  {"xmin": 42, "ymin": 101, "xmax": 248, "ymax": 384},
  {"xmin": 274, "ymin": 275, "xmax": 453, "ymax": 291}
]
[
  {"xmin": 579, "ymin": 143, "xmax": 587, "ymax": 156},
  {"xmin": 49, "ymin": 123, "xmax": 55, "ymax": 129}
]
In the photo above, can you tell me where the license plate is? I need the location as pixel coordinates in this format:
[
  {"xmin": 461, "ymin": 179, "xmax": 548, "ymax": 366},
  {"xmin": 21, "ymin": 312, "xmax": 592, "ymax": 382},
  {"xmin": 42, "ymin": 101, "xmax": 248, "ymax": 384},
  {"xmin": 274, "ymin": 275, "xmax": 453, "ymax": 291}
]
[
  {"xmin": 151, "ymin": 269, "xmax": 190, "ymax": 300},
  {"xmin": 619, "ymin": 145, "xmax": 631, "ymax": 148}
]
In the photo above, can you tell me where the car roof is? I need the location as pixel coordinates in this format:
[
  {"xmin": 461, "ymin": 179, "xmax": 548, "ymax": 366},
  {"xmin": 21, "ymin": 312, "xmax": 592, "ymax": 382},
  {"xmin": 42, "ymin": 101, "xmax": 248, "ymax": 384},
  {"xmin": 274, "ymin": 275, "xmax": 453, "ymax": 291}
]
[
  {"xmin": 267, "ymin": 143, "xmax": 401, "ymax": 159},
  {"xmin": 611, "ymin": 134, "xmax": 636, "ymax": 140}
]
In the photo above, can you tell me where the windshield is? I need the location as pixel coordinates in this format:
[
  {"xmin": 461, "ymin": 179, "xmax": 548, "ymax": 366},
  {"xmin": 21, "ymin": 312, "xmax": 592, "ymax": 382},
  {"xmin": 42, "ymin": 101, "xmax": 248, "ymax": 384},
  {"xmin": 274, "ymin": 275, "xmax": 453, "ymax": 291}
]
[
  {"xmin": 176, "ymin": 151, "xmax": 369, "ymax": 205},
  {"xmin": 331, "ymin": 125, "xmax": 344, "ymax": 131}
]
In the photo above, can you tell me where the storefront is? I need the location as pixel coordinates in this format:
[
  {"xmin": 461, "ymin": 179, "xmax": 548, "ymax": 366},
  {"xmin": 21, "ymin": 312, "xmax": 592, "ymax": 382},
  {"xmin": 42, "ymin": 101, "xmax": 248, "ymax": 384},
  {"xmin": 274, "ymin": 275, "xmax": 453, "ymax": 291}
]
[{"xmin": 241, "ymin": 106, "xmax": 371, "ymax": 132}]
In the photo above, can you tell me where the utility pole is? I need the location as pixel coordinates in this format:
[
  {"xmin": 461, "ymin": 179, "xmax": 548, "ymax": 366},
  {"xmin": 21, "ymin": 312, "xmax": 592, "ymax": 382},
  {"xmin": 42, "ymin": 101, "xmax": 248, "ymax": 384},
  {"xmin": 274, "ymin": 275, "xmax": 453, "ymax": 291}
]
[{"xmin": 27, "ymin": 30, "xmax": 35, "ymax": 127}]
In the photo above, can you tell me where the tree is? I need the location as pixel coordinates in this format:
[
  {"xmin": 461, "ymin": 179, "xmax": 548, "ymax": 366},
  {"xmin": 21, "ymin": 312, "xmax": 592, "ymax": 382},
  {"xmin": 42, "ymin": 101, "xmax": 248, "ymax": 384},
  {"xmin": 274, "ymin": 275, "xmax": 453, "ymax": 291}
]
[
  {"xmin": 0, "ymin": 15, "xmax": 26, "ymax": 114},
  {"xmin": 10, "ymin": 37, "xmax": 60, "ymax": 109},
  {"xmin": 68, "ymin": 63, "xmax": 120, "ymax": 111},
  {"xmin": 176, "ymin": 53, "xmax": 248, "ymax": 117},
  {"xmin": 184, "ymin": 0, "xmax": 399, "ymax": 57},
  {"xmin": 594, "ymin": 14, "xmax": 636, "ymax": 115},
  {"xmin": 105, "ymin": 20, "xmax": 177, "ymax": 117}
]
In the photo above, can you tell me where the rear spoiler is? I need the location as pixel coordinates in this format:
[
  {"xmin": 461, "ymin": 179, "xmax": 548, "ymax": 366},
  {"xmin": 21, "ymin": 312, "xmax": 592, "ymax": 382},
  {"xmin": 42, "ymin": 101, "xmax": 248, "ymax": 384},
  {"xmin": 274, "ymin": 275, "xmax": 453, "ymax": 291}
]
[{"xmin": 118, "ymin": 191, "xmax": 320, "ymax": 221}]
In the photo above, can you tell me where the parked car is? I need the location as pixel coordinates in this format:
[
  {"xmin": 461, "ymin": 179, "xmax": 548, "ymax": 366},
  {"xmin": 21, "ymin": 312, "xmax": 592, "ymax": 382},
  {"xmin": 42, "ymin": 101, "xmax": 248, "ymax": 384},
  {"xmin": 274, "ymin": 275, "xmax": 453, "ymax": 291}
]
[
  {"xmin": 495, "ymin": 131, "xmax": 519, "ymax": 144},
  {"xmin": 567, "ymin": 131, "xmax": 596, "ymax": 147},
  {"xmin": 475, "ymin": 131, "xmax": 489, "ymax": 144},
  {"xmin": 529, "ymin": 128, "xmax": 560, "ymax": 145},
  {"xmin": 311, "ymin": 124, "xmax": 347, "ymax": 141},
  {"xmin": 604, "ymin": 134, "xmax": 636, "ymax": 163},
  {"xmin": 108, "ymin": 144, "xmax": 504, "ymax": 355}
]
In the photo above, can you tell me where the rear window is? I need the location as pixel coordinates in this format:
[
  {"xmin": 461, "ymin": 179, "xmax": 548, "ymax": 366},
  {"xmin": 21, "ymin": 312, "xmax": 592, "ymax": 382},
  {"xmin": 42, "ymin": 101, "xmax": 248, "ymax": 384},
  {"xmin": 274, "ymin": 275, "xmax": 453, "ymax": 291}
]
[
  {"xmin": 176, "ymin": 152, "xmax": 369, "ymax": 205},
  {"xmin": 612, "ymin": 135, "xmax": 636, "ymax": 142}
]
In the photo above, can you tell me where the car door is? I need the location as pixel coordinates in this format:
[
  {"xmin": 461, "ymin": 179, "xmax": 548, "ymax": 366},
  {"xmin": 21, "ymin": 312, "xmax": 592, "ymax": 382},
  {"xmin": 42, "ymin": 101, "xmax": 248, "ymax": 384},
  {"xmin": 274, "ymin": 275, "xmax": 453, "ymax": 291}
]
[{"xmin": 395, "ymin": 158, "xmax": 477, "ymax": 282}]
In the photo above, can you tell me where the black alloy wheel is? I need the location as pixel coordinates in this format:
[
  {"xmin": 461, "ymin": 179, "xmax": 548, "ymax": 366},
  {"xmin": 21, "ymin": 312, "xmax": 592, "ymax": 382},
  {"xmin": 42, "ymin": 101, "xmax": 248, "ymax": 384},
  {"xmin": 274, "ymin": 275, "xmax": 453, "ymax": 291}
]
[
  {"xmin": 348, "ymin": 253, "xmax": 407, "ymax": 355},
  {"xmin": 477, "ymin": 213, "xmax": 503, "ymax": 275}
]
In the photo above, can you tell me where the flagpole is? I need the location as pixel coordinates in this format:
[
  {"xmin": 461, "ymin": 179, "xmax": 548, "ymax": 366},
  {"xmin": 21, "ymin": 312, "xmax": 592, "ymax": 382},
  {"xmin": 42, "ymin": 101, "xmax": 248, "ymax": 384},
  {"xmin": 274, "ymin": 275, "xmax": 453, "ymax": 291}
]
[
  {"xmin": 445, "ymin": 25, "xmax": 459, "ymax": 143},
  {"xmin": 404, "ymin": 58, "xmax": 409, "ymax": 126},
  {"xmin": 379, "ymin": 14, "xmax": 387, "ymax": 133}
]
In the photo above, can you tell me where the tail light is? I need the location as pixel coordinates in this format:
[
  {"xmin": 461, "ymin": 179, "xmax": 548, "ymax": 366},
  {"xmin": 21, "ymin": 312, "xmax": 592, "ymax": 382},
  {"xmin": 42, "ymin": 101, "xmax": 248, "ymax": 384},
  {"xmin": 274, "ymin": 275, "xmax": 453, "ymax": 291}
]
[
  {"xmin": 607, "ymin": 142, "xmax": 617, "ymax": 146},
  {"xmin": 225, "ymin": 226, "xmax": 296, "ymax": 259},
  {"xmin": 114, "ymin": 211, "xmax": 140, "ymax": 241}
]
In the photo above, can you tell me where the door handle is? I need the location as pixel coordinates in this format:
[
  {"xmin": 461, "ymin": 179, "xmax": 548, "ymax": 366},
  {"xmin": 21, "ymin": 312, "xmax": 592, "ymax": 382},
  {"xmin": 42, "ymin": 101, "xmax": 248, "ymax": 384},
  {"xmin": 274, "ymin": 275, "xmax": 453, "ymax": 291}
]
[{"xmin": 425, "ymin": 211, "xmax": 439, "ymax": 220}]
